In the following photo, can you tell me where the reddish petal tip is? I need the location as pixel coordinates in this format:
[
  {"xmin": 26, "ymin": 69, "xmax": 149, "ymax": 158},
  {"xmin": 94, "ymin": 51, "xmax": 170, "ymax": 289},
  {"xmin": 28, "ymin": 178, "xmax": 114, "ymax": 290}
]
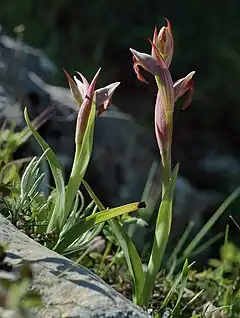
[{"xmin": 63, "ymin": 68, "xmax": 72, "ymax": 80}]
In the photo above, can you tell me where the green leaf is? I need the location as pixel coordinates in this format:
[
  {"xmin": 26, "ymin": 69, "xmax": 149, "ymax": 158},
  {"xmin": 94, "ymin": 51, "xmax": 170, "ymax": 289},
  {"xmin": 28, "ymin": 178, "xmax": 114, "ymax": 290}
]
[
  {"xmin": 181, "ymin": 289, "xmax": 204, "ymax": 313},
  {"xmin": 6, "ymin": 279, "xmax": 30, "ymax": 309},
  {"xmin": 162, "ymin": 262, "xmax": 194, "ymax": 308},
  {"xmin": 172, "ymin": 259, "xmax": 189, "ymax": 317},
  {"xmin": 182, "ymin": 186, "xmax": 240, "ymax": 258},
  {"xmin": 167, "ymin": 220, "xmax": 195, "ymax": 271},
  {"xmin": 109, "ymin": 219, "xmax": 145, "ymax": 304},
  {"xmin": 0, "ymin": 163, "xmax": 17, "ymax": 184},
  {"xmin": 141, "ymin": 163, "xmax": 179, "ymax": 308},
  {"xmin": 83, "ymin": 179, "xmax": 145, "ymax": 304},
  {"xmin": 22, "ymin": 291, "xmax": 42, "ymax": 308},
  {"xmin": 24, "ymin": 108, "xmax": 65, "ymax": 232},
  {"xmin": 54, "ymin": 201, "xmax": 143, "ymax": 253}
]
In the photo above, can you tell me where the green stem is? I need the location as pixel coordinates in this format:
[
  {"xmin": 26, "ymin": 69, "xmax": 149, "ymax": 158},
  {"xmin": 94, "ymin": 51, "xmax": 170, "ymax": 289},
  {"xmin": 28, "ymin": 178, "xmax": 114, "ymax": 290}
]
[
  {"xmin": 64, "ymin": 145, "xmax": 83, "ymax": 218},
  {"xmin": 161, "ymin": 110, "xmax": 173, "ymax": 197},
  {"xmin": 141, "ymin": 201, "xmax": 172, "ymax": 307},
  {"xmin": 140, "ymin": 161, "xmax": 178, "ymax": 308},
  {"xmin": 141, "ymin": 76, "xmax": 175, "ymax": 308},
  {"xmin": 161, "ymin": 151, "xmax": 171, "ymax": 197}
]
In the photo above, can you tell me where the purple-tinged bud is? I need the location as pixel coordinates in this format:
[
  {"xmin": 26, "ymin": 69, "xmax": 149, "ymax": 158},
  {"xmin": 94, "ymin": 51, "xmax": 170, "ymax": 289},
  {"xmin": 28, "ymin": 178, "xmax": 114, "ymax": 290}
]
[{"xmin": 152, "ymin": 19, "xmax": 174, "ymax": 68}]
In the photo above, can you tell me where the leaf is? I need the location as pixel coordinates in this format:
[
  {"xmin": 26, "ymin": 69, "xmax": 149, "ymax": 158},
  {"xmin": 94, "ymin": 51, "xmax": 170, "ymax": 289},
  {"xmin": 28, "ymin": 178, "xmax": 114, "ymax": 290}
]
[
  {"xmin": 0, "ymin": 163, "xmax": 17, "ymax": 184},
  {"xmin": 82, "ymin": 179, "xmax": 145, "ymax": 304},
  {"xmin": 6, "ymin": 279, "xmax": 30, "ymax": 309},
  {"xmin": 181, "ymin": 289, "xmax": 204, "ymax": 313},
  {"xmin": 162, "ymin": 262, "xmax": 194, "ymax": 308},
  {"xmin": 172, "ymin": 259, "xmax": 189, "ymax": 317},
  {"xmin": 167, "ymin": 220, "xmax": 195, "ymax": 271},
  {"xmin": 54, "ymin": 201, "xmax": 143, "ymax": 253},
  {"xmin": 182, "ymin": 186, "xmax": 240, "ymax": 258},
  {"xmin": 24, "ymin": 108, "xmax": 65, "ymax": 232},
  {"xmin": 109, "ymin": 219, "xmax": 145, "ymax": 304},
  {"xmin": 22, "ymin": 291, "xmax": 42, "ymax": 308}
]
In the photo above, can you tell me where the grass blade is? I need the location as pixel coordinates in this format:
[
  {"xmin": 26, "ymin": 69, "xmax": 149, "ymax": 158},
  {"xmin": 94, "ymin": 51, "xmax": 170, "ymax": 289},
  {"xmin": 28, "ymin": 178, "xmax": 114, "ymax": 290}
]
[
  {"xmin": 83, "ymin": 180, "xmax": 145, "ymax": 305},
  {"xmin": 108, "ymin": 219, "xmax": 145, "ymax": 304},
  {"xmin": 24, "ymin": 108, "xmax": 65, "ymax": 232},
  {"xmin": 162, "ymin": 262, "xmax": 194, "ymax": 309},
  {"xmin": 167, "ymin": 220, "xmax": 195, "ymax": 270},
  {"xmin": 172, "ymin": 259, "xmax": 189, "ymax": 317},
  {"xmin": 181, "ymin": 289, "xmax": 204, "ymax": 313},
  {"xmin": 182, "ymin": 186, "xmax": 240, "ymax": 258}
]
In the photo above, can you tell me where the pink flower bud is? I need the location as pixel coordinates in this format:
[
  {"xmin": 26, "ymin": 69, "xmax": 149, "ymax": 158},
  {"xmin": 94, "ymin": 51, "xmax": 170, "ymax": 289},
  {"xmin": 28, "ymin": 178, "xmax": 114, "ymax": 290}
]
[{"xmin": 152, "ymin": 19, "xmax": 174, "ymax": 68}]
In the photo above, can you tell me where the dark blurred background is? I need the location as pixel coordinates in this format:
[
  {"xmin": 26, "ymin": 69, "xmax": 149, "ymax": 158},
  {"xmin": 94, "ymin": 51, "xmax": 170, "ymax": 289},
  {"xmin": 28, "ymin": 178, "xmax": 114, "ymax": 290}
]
[{"xmin": 0, "ymin": 0, "xmax": 240, "ymax": 256}]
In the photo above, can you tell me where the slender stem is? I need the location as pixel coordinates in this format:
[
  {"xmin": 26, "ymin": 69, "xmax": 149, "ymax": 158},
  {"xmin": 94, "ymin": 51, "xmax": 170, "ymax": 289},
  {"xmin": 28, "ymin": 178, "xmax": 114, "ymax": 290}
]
[
  {"xmin": 64, "ymin": 145, "xmax": 82, "ymax": 218},
  {"xmin": 141, "ymin": 202, "xmax": 172, "ymax": 307},
  {"xmin": 161, "ymin": 151, "xmax": 171, "ymax": 197},
  {"xmin": 140, "ymin": 76, "xmax": 174, "ymax": 308}
]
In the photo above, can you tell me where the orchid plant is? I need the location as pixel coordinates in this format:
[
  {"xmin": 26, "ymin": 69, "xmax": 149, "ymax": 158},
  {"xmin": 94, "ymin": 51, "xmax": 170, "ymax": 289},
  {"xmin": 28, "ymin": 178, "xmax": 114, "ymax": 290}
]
[
  {"xmin": 129, "ymin": 19, "xmax": 195, "ymax": 306},
  {"xmin": 23, "ymin": 68, "xmax": 143, "ymax": 255}
]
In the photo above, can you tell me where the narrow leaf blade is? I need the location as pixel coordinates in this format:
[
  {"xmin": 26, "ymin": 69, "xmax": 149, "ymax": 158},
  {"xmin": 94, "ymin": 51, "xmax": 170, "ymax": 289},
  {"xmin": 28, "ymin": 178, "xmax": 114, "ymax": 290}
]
[
  {"xmin": 24, "ymin": 108, "xmax": 65, "ymax": 232},
  {"xmin": 82, "ymin": 180, "xmax": 145, "ymax": 304},
  {"xmin": 54, "ymin": 202, "xmax": 142, "ymax": 253},
  {"xmin": 183, "ymin": 186, "xmax": 240, "ymax": 258}
]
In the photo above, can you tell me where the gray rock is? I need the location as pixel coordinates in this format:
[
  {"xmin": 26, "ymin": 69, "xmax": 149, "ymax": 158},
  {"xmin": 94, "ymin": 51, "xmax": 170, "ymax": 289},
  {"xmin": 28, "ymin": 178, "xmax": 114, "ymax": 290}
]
[
  {"xmin": 0, "ymin": 214, "xmax": 150, "ymax": 318},
  {"xmin": 0, "ymin": 26, "xmax": 56, "ymax": 83}
]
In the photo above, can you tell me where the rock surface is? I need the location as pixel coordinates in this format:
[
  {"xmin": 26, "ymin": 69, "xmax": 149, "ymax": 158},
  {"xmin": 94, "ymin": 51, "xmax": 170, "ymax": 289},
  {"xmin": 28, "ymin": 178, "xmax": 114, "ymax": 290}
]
[{"xmin": 0, "ymin": 213, "xmax": 151, "ymax": 318}]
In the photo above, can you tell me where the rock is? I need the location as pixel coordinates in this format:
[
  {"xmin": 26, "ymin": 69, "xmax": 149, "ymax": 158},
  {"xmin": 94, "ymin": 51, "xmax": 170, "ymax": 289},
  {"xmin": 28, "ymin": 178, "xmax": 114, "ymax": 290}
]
[
  {"xmin": 0, "ymin": 213, "xmax": 151, "ymax": 318},
  {"xmin": 0, "ymin": 26, "xmax": 56, "ymax": 82}
]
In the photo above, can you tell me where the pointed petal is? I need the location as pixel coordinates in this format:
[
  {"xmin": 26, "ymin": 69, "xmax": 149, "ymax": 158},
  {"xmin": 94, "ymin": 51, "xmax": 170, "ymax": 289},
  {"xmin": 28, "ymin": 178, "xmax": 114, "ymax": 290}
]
[
  {"xmin": 163, "ymin": 19, "xmax": 174, "ymax": 67},
  {"xmin": 151, "ymin": 27, "xmax": 158, "ymax": 57},
  {"xmin": 76, "ymin": 71, "xmax": 89, "ymax": 87},
  {"xmin": 174, "ymin": 71, "xmax": 195, "ymax": 109},
  {"xmin": 64, "ymin": 69, "xmax": 83, "ymax": 106},
  {"xmin": 87, "ymin": 68, "xmax": 101, "ymax": 98},
  {"xmin": 155, "ymin": 19, "xmax": 174, "ymax": 68},
  {"xmin": 75, "ymin": 71, "xmax": 89, "ymax": 97},
  {"xmin": 132, "ymin": 56, "xmax": 149, "ymax": 83},
  {"xmin": 130, "ymin": 48, "xmax": 164, "ymax": 80},
  {"xmin": 165, "ymin": 18, "xmax": 172, "ymax": 37},
  {"xmin": 149, "ymin": 39, "xmax": 168, "ymax": 69},
  {"xmin": 73, "ymin": 72, "xmax": 89, "ymax": 99},
  {"xmin": 95, "ymin": 82, "xmax": 120, "ymax": 115},
  {"xmin": 75, "ymin": 69, "xmax": 101, "ymax": 145}
]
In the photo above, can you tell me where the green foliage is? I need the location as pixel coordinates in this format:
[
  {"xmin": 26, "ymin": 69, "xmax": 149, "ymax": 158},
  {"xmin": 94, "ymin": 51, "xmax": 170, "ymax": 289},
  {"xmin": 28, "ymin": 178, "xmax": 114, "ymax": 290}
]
[{"xmin": 0, "ymin": 243, "xmax": 42, "ymax": 317}]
